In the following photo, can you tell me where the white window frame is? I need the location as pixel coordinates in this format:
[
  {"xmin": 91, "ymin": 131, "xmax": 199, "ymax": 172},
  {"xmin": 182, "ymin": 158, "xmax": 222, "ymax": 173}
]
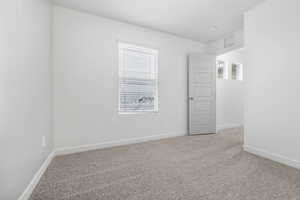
[{"xmin": 118, "ymin": 42, "xmax": 159, "ymax": 114}]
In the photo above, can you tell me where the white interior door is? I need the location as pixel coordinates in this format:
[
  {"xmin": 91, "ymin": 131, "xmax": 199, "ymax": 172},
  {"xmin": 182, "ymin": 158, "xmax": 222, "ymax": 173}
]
[{"xmin": 188, "ymin": 54, "xmax": 216, "ymax": 135}]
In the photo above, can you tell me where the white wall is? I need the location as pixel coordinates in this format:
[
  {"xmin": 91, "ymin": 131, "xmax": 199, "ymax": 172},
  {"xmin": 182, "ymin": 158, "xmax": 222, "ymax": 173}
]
[
  {"xmin": 244, "ymin": 0, "xmax": 300, "ymax": 168},
  {"xmin": 0, "ymin": 0, "xmax": 53, "ymax": 199},
  {"xmin": 216, "ymin": 51, "xmax": 244, "ymax": 130},
  {"xmin": 53, "ymin": 6, "xmax": 206, "ymax": 150}
]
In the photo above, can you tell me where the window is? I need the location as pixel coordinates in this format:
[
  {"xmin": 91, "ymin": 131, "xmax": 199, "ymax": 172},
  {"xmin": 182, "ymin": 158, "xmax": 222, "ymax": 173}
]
[
  {"xmin": 216, "ymin": 60, "xmax": 227, "ymax": 80},
  {"xmin": 119, "ymin": 42, "xmax": 158, "ymax": 113},
  {"xmin": 216, "ymin": 60, "xmax": 243, "ymax": 81},
  {"xmin": 231, "ymin": 63, "xmax": 243, "ymax": 80}
]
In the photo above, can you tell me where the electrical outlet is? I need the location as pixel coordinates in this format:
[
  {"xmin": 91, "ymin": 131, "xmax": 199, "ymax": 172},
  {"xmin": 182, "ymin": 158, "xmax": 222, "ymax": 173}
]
[{"xmin": 42, "ymin": 136, "xmax": 46, "ymax": 147}]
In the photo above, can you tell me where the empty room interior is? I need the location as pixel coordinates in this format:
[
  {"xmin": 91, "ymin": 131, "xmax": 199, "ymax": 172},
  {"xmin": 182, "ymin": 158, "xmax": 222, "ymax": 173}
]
[{"xmin": 1, "ymin": 0, "xmax": 300, "ymax": 199}]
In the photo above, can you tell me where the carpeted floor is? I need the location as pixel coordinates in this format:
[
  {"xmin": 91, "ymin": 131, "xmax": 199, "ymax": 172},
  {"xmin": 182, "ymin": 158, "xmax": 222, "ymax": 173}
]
[{"xmin": 30, "ymin": 128, "xmax": 300, "ymax": 200}]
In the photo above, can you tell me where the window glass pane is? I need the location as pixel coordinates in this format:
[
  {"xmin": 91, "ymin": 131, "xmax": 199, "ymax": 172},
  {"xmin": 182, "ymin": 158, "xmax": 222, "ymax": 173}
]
[
  {"xmin": 232, "ymin": 64, "xmax": 238, "ymax": 80},
  {"xmin": 216, "ymin": 60, "xmax": 226, "ymax": 79},
  {"xmin": 120, "ymin": 78, "xmax": 156, "ymax": 112}
]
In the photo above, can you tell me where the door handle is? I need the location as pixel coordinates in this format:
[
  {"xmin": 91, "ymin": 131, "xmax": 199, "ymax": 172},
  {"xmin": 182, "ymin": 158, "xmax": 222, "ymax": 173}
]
[{"xmin": 189, "ymin": 97, "xmax": 194, "ymax": 101}]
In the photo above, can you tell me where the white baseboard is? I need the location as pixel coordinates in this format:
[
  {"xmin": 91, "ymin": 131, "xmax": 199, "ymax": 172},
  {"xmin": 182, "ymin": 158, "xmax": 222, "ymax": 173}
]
[
  {"xmin": 18, "ymin": 151, "xmax": 55, "ymax": 200},
  {"xmin": 244, "ymin": 145, "xmax": 300, "ymax": 170},
  {"xmin": 217, "ymin": 123, "xmax": 243, "ymax": 131},
  {"xmin": 55, "ymin": 132, "xmax": 186, "ymax": 156}
]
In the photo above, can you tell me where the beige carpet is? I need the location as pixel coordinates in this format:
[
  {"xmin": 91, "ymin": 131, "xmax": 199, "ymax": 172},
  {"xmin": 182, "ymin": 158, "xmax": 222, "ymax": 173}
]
[{"xmin": 30, "ymin": 128, "xmax": 300, "ymax": 200}]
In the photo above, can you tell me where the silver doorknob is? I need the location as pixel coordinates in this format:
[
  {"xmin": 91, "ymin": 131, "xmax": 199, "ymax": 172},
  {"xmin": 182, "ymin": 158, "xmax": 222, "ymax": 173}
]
[{"xmin": 189, "ymin": 97, "xmax": 194, "ymax": 101}]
